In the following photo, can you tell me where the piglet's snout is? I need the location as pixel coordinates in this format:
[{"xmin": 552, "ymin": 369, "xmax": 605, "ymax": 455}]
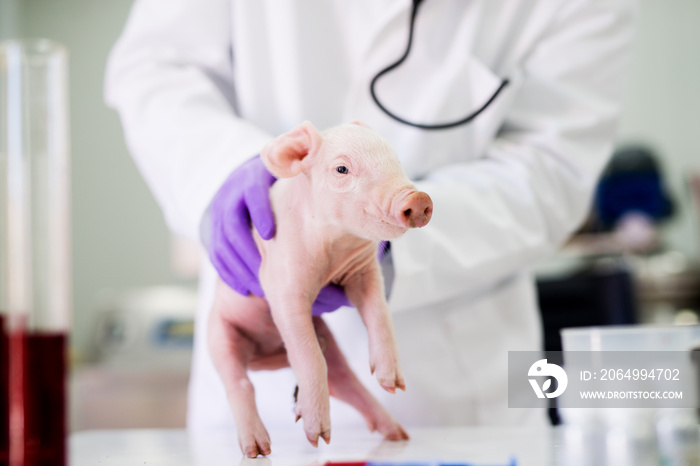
[{"xmin": 397, "ymin": 192, "xmax": 433, "ymax": 228}]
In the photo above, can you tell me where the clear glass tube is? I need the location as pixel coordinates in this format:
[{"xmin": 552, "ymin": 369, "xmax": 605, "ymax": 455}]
[{"xmin": 1, "ymin": 38, "xmax": 71, "ymax": 466}]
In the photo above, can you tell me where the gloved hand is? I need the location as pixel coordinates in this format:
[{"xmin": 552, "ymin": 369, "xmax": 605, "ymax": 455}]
[
  {"xmin": 209, "ymin": 155, "xmax": 276, "ymax": 298},
  {"xmin": 209, "ymin": 155, "xmax": 389, "ymax": 314}
]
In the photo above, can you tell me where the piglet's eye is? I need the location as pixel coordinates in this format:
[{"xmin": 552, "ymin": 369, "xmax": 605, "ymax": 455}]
[{"xmin": 336, "ymin": 165, "xmax": 349, "ymax": 175}]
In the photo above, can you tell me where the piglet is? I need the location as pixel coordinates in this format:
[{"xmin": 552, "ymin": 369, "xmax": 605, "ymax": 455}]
[{"xmin": 207, "ymin": 121, "xmax": 433, "ymax": 457}]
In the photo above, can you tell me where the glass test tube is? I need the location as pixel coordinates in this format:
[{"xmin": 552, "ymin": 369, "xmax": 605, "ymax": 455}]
[{"xmin": 0, "ymin": 39, "xmax": 71, "ymax": 466}]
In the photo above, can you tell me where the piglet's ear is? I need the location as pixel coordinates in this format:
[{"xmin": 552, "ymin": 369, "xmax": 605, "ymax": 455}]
[
  {"xmin": 261, "ymin": 121, "xmax": 321, "ymax": 178},
  {"xmin": 350, "ymin": 120, "xmax": 371, "ymax": 128}
]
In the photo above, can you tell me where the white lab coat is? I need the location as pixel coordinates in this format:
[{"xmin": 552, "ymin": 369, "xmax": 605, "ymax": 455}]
[{"xmin": 105, "ymin": 0, "xmax": 635, "ymax": 429}]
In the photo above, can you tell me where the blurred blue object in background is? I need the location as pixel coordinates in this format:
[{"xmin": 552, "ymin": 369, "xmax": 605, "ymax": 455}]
[{"xmin": 595, "ymin": 146, "xmax": 674, "ymax": 230}]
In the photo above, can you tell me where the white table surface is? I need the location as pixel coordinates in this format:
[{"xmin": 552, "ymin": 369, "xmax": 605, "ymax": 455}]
[{"xmin": 69, "ymin": 427, "xmax": 562, "ymax": 466}]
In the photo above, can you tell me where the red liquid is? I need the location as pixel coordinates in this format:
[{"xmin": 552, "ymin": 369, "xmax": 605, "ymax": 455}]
[
  {"xmin": 7, "ymin": 325, "xmax": 67, "ymax": 466},
  {"xmin": 0, "ymin": 317, "xmax": 8, "ymax": 465}
]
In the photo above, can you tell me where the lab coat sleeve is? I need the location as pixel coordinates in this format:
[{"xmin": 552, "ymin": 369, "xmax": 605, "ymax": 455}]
[
  {"xmin": 104, "ymin": 0, "xmax": 274, "ymax": 241},
  {"xmin": 388, "ymin": 0, "xmax": 636, "ymax": 312}
]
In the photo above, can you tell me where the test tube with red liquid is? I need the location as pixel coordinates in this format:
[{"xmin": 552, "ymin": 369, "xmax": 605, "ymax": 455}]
[{"xmin": 1, "ymin": 39, "xmax": 71, "ymax": 466}]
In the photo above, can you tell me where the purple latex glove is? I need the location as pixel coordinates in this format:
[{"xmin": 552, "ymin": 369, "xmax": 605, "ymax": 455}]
[
  {"xmin": 210, "ymin": 155, "xmax": 389, "ymax": 314},
  {"xmin": 209, "ymin": 155, "xmax": 276, "ymax": 297}
]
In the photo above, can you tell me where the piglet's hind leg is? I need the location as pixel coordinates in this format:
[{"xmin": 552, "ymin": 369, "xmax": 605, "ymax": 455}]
[{"xmin": 208, "ymin": 280, "xmax": 272, "ymax": 457}]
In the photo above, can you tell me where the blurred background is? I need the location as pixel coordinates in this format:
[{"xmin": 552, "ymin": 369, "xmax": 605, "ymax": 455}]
[{"xmin": 1, "ymin": 0, "xmax": 699, "ymax": 431}]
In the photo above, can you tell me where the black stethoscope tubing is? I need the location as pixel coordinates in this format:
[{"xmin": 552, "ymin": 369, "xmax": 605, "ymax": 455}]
[{"xmin": 370, "ymin": 0, "xmax": 510, "ymax": 130}]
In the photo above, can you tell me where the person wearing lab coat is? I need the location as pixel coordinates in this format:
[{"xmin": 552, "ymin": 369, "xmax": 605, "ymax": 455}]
[{"xmin": 105, "ymin": 0, "xmax": 635, "ymax": 430}]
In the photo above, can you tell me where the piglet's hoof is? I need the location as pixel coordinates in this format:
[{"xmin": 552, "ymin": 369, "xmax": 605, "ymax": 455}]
[
  {"xmin": 292, "ymin": 385, "xmax": 331, "ymax": 447},
  {"xmin": 365, "ymin": 408, "xmax": 410, "ymax": 441},
  {"xmin": 237, "ymin": 417, "xmax": 271, "ymax": 458},
  {"xmin": 370, "ymin": 356, "xmax": 406, "ymax": 394}
]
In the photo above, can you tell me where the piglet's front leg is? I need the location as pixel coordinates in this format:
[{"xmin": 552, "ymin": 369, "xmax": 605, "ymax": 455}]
[
  {"xmin": 313, "ymin": 317, "xmax": 409, "ymax": 441},
  {"xmin": 265, "ymin": 289, "xmax": 331, "ymax": 447},
  {"xmin": 344, "ymin": 261, "xmax": 405, "ymax": 393}
]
